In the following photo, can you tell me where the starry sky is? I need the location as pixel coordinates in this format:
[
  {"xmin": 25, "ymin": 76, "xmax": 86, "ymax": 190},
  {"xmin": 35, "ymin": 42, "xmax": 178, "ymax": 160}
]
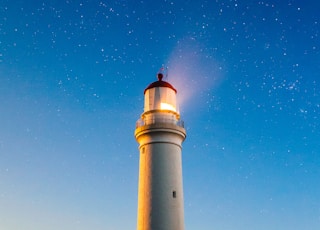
[{"xmin": 1, "ymin": 0, "xmax": 320, "ymax": 229}]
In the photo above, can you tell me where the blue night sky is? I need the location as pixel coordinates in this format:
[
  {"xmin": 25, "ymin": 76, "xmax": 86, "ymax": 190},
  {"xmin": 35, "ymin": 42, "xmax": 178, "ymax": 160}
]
[{"xmin": 1, "ymin": 0, "xmax": 320, "ymax": 229}]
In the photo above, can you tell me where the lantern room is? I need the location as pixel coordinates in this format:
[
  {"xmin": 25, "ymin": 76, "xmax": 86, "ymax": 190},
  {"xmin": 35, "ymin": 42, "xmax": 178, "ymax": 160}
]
[{"xmin": 143, "ymin": 73, "xmax": 179, "ymax": 117}]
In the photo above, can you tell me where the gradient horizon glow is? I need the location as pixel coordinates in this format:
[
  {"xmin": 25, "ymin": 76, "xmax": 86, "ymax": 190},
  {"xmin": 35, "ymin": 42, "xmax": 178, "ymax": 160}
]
[{"xmin": 1, "ymin": 1, "xmax": 320, "ymax": 230}]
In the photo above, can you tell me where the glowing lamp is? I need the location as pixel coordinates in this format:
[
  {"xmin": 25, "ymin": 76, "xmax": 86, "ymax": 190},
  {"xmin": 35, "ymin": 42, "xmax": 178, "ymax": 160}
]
[{"xmin": 160, "ymin": 102, "xmax": 176, "ymax": 112}]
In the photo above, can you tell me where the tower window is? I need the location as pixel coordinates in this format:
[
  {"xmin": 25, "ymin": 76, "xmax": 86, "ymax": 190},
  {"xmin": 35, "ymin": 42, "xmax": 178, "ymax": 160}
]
[
  {"xmin": 172, "ymin": 191, "xmax": 176, "ymax": 198},
  {"xmin": 141, "ymin": 147, "xmax": 145, "ymax": 154}
]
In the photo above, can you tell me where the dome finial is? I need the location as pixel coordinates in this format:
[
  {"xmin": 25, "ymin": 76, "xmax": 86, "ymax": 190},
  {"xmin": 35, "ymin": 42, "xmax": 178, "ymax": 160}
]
[{"xmin": 157, "ymin": 73, "xmax": 163, "ymax": 81}]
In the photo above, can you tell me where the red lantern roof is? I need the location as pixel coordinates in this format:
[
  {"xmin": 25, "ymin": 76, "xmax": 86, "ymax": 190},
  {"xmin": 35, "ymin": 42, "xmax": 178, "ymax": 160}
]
[{"xmin": 144, "ymin": 73, "xmax": 177, "ymax": 94}]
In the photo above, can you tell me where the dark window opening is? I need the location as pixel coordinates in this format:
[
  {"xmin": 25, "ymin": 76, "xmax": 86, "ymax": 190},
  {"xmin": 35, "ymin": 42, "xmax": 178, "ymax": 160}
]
[{"xmin": 173, "ymin": 191, "xmax": 176, "ymax": 198}]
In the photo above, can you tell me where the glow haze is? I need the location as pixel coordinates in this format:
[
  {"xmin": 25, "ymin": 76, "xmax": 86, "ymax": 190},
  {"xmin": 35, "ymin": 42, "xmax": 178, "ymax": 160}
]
[{"xmin": 165, "ymin": 38, "xmax": 224, "ymax": 112}]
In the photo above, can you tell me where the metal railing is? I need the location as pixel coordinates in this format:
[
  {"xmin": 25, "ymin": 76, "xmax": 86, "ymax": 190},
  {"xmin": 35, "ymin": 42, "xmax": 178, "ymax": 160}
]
[{"xmin": 136, "ymin": 117, "xmax": 184, "ymax": 128}]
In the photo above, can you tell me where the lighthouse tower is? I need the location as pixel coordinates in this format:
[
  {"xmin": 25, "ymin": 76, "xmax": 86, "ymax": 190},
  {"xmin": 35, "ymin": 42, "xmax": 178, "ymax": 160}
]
[{"xmin": 135, "ymin": 72, "xmax": 186, "ymax": 230}]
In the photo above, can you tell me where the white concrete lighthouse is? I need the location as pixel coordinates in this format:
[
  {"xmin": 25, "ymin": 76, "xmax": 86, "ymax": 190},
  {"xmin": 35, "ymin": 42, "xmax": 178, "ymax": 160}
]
[{"xmin": 135, "ymin": 72, "xmax": 186, "ymax": 230}]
